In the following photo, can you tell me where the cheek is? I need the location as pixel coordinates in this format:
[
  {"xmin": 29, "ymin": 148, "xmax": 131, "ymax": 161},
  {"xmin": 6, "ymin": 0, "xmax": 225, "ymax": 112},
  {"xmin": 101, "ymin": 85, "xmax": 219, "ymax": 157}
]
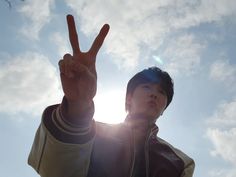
[
  {"xmin": 131, "ymin": 96, "xmax": 146, "ymax": 110},
  {"xmin": 159, "ymin": 95, "xmax": 168, "ymax": 107}
]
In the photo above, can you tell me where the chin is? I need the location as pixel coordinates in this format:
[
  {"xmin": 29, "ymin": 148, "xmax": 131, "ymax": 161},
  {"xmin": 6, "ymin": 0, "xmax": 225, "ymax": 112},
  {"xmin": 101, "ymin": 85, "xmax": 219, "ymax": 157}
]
[{"xmin": 130, "ymin": 111, "xmax": 159, "ymax": 121}]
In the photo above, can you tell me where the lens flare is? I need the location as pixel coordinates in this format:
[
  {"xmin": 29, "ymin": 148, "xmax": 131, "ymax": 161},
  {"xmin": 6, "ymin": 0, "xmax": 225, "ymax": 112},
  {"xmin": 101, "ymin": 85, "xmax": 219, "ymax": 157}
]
[{"xmin": 152, "ymin": 55, "xmax": 163, "ymax": 65}]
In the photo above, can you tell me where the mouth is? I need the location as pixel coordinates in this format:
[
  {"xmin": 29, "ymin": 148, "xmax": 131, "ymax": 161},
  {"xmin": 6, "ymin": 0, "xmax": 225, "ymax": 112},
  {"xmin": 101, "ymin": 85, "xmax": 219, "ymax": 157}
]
[{"xmin": 148, "ymin": 100, "xmax": 157, "ymax": 107}]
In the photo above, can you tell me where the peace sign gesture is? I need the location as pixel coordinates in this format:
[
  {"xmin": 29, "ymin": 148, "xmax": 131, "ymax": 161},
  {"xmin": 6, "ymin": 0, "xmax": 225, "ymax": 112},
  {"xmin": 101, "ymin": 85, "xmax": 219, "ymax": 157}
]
[{"xmin": 59, "ymin": 15, "xmax": 109, "ymax": 112}]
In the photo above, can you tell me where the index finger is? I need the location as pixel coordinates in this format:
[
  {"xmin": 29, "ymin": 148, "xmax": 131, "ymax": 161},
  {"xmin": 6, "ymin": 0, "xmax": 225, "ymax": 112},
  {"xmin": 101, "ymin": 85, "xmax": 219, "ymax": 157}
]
[
  {"xmin": 89, "ymin": 24, "xmax": 110, "ymax": 57},
  {"xmin": 67, "ymin": 14, "xmax": 80, "ymax": 55}
]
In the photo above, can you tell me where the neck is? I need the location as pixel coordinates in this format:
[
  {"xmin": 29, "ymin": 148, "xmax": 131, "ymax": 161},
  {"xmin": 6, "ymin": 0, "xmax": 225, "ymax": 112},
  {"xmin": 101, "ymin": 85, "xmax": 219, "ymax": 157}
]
[{"xmin": 125, "ymin": 113, "xmax": 157, "ymax": 129}]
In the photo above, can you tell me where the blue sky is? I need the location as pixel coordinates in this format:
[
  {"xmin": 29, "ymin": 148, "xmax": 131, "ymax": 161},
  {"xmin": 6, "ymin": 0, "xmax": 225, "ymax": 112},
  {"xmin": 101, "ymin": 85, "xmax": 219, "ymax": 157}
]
[{"xmin": 0, "ymin": 0, "xmax": 236, "ymax": 177}]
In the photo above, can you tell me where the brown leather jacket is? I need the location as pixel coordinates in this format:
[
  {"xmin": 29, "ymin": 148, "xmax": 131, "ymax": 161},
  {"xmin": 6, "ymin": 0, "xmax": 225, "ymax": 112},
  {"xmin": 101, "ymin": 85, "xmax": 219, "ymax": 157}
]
[{"xmin": 28, "ymin": 103, "xmax": 195, "ymax": 177}]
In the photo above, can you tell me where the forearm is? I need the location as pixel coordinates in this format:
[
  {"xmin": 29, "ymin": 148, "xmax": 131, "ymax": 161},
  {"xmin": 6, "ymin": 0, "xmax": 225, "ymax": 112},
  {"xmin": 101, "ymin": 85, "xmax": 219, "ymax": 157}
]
[
  {"xmin": 28, "ymin": 115, "xmax": 94, "ymax": 177},
  {"xmin": 28, "ymin": 104, "xmax": 96, "ymax": 177},
  {"xmin": 42, "ymin": 102, "xmax": 95, "ymax": 144}
]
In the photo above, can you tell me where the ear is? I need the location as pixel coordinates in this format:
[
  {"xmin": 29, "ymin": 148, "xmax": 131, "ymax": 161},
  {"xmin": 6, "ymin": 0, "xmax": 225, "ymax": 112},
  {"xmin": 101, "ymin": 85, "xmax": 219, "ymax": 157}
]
[
  {"xmin": 125, "ymin": 93, "xmax": 132, "ymax": 111},
  {"xmin": 126, "ymin": 93, "xmax": 132, "ymax": 105}
]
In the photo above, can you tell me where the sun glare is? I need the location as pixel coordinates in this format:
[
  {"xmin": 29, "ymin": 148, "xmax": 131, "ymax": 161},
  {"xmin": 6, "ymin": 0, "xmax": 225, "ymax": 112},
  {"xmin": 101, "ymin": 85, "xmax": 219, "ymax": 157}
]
[{"xmin": 94, "ymin": 89, "xmax": 127, "ymax": 124}]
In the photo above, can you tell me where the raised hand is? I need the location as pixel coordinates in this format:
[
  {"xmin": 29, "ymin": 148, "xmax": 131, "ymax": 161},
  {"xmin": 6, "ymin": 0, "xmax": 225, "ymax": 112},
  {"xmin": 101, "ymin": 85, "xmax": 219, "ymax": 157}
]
[{"xmin": 59, "ymin": 15, "xmax": 109, "ymax": 109}]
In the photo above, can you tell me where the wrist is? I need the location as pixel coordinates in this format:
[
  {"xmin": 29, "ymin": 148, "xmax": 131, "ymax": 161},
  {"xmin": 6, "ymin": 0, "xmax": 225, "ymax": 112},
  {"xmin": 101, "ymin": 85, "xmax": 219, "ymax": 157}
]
[
  {"xmin": 61, "ymin": 97, "xmax": 94, "ymax": 125},
  {"xmin": 67, "ymin": 99, "xmax": 93, "ymax": 113}
]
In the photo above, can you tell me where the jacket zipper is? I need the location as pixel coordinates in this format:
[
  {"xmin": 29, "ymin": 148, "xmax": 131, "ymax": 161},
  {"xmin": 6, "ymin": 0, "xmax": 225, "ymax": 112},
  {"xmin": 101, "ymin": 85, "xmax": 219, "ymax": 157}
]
[
  {"xmin": 130, "ymin": 128, "xmax": 136, "ymax": 177},
  {"xmin": 144, "ymin": 128, "xmax": 151, "ymax": 177}
]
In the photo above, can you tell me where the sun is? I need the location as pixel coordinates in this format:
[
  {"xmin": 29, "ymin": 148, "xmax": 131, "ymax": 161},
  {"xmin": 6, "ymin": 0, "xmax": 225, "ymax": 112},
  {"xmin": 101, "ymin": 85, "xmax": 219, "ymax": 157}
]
[{"xmin": 93, "ymin": 89, "xmax": 127, "ymax": 124}]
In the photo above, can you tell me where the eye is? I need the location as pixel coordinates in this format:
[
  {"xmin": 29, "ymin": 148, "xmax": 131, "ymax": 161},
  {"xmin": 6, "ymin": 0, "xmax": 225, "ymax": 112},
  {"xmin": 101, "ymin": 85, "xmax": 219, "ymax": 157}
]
[
  {"xmin": 157, "ymin": 88, "xmax": 166, "ymax": 95},
  {"xmin": 142, "ymin": 84, "xmax": 151, "ymax": 90}
]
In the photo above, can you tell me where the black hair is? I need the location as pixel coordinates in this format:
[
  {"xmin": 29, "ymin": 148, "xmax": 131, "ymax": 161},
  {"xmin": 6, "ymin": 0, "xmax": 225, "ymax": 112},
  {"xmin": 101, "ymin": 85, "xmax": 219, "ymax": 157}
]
[{"xmin": 125, "ymin": 66, "xmax": 174, "ymax": 111}]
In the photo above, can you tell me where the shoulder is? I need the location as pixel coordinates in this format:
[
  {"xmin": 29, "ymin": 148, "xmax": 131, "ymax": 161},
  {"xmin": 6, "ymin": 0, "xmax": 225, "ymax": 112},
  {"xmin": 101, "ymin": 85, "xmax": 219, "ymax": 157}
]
[
  {"xmin": 150, "ymin": 137, "xmax": 195, "ymax": 176},
  {"xmin": 156, "ymin": 137, "xmax": 194, "ymax": 167}
]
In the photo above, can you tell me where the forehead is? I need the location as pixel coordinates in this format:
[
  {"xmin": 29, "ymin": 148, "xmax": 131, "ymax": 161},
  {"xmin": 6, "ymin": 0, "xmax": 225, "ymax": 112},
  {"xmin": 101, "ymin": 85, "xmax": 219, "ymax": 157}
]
[{"xmin": 138, "ymin": 82, "xmax": 165, "ymax": 90}]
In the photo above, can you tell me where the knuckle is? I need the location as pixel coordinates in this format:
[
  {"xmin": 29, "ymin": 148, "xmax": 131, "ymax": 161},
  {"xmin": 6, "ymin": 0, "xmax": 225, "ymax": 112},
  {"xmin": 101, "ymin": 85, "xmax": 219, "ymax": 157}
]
[
  {"xmin": 63, "ymin": 53, "xmax": 72, "ymax": 59},
  {"xmin": 58, "ymin": 59, "xmax": 64, "ymax": 66}
]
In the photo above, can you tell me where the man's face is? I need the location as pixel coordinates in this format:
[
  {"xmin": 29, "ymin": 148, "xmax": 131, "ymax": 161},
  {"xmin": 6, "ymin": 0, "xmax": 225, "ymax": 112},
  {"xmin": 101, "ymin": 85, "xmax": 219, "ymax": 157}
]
[{"xmin": 126, "ymin": 83, "xmax": 168, "ymax": 119}]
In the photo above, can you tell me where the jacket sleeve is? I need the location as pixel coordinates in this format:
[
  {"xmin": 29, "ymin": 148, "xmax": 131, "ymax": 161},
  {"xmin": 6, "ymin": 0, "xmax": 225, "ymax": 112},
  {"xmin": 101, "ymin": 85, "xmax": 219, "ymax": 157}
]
[
  {"xmin": 28, "ymin": 101, "xmax": 96, "ymax": 177},
  {"xmin": 179, "ymin": 150, "xmax": 195, "ymax": 177},
  {"xmin": 180, "ymin": 158, "xmax": 195, "ymax": 177}
]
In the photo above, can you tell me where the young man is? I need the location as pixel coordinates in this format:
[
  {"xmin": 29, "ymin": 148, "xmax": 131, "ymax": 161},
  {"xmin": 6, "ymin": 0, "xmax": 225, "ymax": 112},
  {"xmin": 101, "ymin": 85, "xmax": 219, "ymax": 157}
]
[{"xmin": 28, "ymin": 15, "xmax": 195, "ymax": 177}]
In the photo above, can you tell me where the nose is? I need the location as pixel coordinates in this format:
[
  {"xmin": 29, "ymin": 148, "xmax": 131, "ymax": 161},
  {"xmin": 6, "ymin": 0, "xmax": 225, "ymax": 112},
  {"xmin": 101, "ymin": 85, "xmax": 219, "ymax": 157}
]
[{"xmin": 150, "ymin": 89, "xmax": 158, "ymax": 100}]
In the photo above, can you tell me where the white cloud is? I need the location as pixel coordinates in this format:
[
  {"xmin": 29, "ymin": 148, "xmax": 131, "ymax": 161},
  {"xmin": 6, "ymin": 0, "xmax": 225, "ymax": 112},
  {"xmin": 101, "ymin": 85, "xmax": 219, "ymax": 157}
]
[
  {"xmin": 161, "ymin": 34, "xmax": 204, "ymax": 76},
  {"xmin": 65, "ymin": 0, "xmax": 171, "ymax": 69},
  {"xmin": 209, "ymin": 168, "xmax": 236, "ymax": 177},
  {"xmin": 65, "ymin": 0, "xmax": 235, "ymax": 70},
  {"xmin": 18, "ymin": 0, "xmax": 54, "ymax": 40},
  {"xmin": 207, "ymin": 99, "xmax": 236, "ymax": 127},
  {"xmin": 207, "ymin": 55, "xmax": 236, "ymax": 172},
  {"xmin": 209, "ymin": 59, "xmax": 236, "ymax": 91},
  {"xmin": 168, "ymin": 0, "xmax": 236, "ymax": 29},
  {"xmin": 50, "ymin": 32, "xmax": 71, "ymax": 56},
  {"xmin": 207, "ymin": 128, "xmax": 236, "ymax": 164},
  {"xmin": 206, "ymin": 98, "xmax": 236, "ymax": 176},
  {"xmin": 0, "ymin": 52, "xmax": 63, "ymax": 117}
]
